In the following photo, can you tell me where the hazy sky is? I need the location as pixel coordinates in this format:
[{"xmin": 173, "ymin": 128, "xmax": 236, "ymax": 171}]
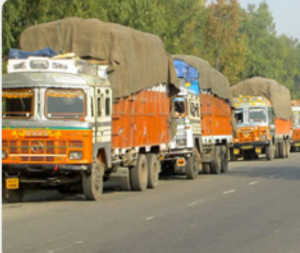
[{"xmin": 239, "ymin": 0, "xmax": 300, "ymax": 40}]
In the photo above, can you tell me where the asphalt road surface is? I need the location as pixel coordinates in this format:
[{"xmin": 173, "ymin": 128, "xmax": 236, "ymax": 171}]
[{"xmin": 3, "ymin": 153, "xmax": 300, "ymax": 253}]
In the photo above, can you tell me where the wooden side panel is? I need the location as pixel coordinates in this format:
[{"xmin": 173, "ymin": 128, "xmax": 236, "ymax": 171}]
[
  {"xmin": 274, "ymin": 118, "xmax": 292, "ymax": 135},
  {"xmin": 112, "ymin": 88, "xmax": 171, "ymax": 150},
  {"xmin": 292, "ymin": 128, "xmax": 300, "ymax": 142},
  {"xmin": 200, "ymin": 93, "xmax": 232, "ymax": 137}
]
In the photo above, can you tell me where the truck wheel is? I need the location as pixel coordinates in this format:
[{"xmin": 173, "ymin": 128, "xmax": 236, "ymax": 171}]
[
  {"xmin": 278, "ymin": 141, "xmax": 285, "ymax": 158},
  {"xmin": 274, "ymin": 143, "xmax": 279, "ymax": 158},
  {"xmin": 131, "ymin": 154, "xmax": 148, "ymax": 191},
  {"xmin": 230, "ymin": 149, "xmax": 237, "ymax": 161},
  {"xmin": 186, "ymin": 149, "xmax": 201, "ymax": 179},
  {"xmin": 285, "ymin": 140, "xmax": 290, "ymax": 158},
  {"xmin": 202, "ymin": 163, "xmax": 210, "ymax": 174},
  {"xmin": 146, "ymin": 154, "xmax": 160, "ymax": 189},
  {"xmin": 82, "ymin": 160, "xmax": 104, "ymax": 201},
  {"xmin": 221, "ymin": 146, "xmax": 228, "ymax": 173},
  {"xmin": 265, "ymin": 144, "xmax": 274, "ymax": 161},
  {"xmin": 211, "ymin": 146, "xmax": 221, "ymax": 174}
]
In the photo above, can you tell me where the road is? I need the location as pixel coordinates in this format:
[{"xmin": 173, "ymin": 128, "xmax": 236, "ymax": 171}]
[{"xmin": 3, "ymin": 153, "xmax": 300, "ymax": 253}]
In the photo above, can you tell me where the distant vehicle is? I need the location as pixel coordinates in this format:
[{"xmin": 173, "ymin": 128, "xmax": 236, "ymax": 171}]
[
  {"xmin": 291, "ymin": 103, "xmax": 300, "ymax": 151},
  {"xmin": 161, "ymin": 56, "xmax": 234, "ymax": 177},
  {"xmin": 230, "ymin": 77, "xmax": 293, "ymax": 161}
]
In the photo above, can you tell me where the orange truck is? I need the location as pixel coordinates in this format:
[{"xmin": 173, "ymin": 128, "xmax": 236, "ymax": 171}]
[
  {"xmin": 230, "ymin": 77, "xmax": 293, "ymax": 160},
  {"xmin": 291, "ymin": 100, "xmax": 300, "ymax": 151},
  {"xmin": 161, "ymin": 55, "xmax": 234, "ymax": 177},
  {"xmin": 2, "ymin": 18, "xmax": 179, "ymax": 202}
]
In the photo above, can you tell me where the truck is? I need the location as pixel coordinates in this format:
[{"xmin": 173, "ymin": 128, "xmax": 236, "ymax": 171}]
[
  {"xmin": 230, "ymin": 77, "xmax": 293, "ymax": 161},
  {"xmin": 2, "ymin": 17, "xmax": 179, "ymax": 202},
  {"xmin": 291, "ymin": 100, "xmax": 300, "ymax": 152},
  {"xmin": 161, "ymin": 55, "xmax": 234, "ymax": 177}
]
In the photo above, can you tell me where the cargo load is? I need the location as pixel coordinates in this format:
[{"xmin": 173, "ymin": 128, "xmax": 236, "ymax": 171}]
[{"xmin": 20, "ymin": 17, "xmax": 179, "ymax": 98}]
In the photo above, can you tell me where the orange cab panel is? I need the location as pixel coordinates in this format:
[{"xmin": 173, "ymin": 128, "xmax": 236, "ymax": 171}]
[{"xmin": 2, "ymin": 128, "xmax": 93, "ymax": 165}]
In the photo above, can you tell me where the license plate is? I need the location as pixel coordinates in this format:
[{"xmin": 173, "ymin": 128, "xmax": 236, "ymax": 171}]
[
  {"xmin": 176, "ymin": 158, "xmax": 186, "ymax": 167},
  {"xmin": 241, "ymin": 145, "xmax": 253, "ymax": 150},
  {"xmin": 295, "ymin": 143, "xmax": 300, "ymax": 147},
  {"xmin": 6, "ymin": 178, "xmax": 19, "ymax": 190}
]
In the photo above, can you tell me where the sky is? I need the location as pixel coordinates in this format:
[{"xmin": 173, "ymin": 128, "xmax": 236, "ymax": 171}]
[{"xmin": 239, "ymin": 0, "xmax": 300, "ymax": 40}]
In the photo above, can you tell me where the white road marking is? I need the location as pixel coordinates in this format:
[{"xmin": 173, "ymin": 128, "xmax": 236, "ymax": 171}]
[
  {"xmin": 188, "ymin": 201, "xmax": 198, "ymax": 206},
  {"xmin": 146, "ymin": 216, "xmax": 155, "ymax": 221},
  {"xmin": 223, "ymin": 189, "xmax": 235, "ymax": 195},
  {"xmin": 249, "ymin": 181, "xmax": 258, "ymax": 185}
]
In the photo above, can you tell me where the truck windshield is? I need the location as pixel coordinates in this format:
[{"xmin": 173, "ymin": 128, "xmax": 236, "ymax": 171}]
[
  {"xmin": 173, "ymin": 99, "xmax": 186, "ymax": 118},
  {"xmin": 235, "ymin": 109, "xmax": 244, "ymax": 124},
  {"xmin": 248, "ymin": 107, "xmax": 267, "ymax": 123},
  {"xmin": 2, "ymin": 89, "xmax": 34, "ymax": 118},
  {"xmin": 45, "ymin": 88, "xmax": 86, "ymax": 119}
]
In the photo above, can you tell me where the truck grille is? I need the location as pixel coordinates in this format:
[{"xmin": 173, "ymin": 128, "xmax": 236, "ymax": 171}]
[
  {"xmin": 2, "ymin": 140, "xmax": 83, "ymax": 162},
  {"xmin": 236, "ymin": 131, "xmax": 256, "ymax": 142}
]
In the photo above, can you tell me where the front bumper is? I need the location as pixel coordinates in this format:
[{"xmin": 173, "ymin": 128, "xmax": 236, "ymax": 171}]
[
  {"xmin": 2, "ymin": 163, "xmax": 91, "ymax": 173},
  {"xmin": 233, "ymin": 141, "xmax": 270, "ymax": 148}
]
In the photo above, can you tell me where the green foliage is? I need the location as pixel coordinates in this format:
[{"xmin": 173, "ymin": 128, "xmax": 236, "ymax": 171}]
[{"xmin": 1, "ymin": 0, "xmax": 300, "ymax": 99}]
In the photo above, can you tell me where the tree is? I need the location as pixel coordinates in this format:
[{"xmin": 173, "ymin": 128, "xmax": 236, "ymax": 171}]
[{"xmin": 202, "ymin": 0, "xmax": 248, "ymax": 84}]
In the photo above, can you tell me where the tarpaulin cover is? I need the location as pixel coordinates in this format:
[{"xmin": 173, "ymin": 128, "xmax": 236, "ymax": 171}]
[
  {"xmin": 231, "ymin": 77, "xmax": 292, "ymax": 119},
  {"xmin": 19, "ymin": 17, "xmax": 180, "ymax": 98},
  {"xmin": 172, "ymin": 55, "xmax": 232, "ymax": 102},
  {"xmin": 8, "ymin": 47, "xmax": 58, "ymax": 59},
  {"xmin": 173, "ymin": 59, "xmax": 199, "ymax": 82}
]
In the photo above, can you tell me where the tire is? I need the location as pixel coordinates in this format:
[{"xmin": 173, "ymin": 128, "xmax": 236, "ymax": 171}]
[
  {"xmin": 221, "ymin": 146, "xmax": 228, "ymax": 173},
  {"xmin": 274, "ymin": 143, "xmax": 279, "ymax": 158},
  {"xmin": 265, "ymin": 144, "xmax": 274, "ymax": 161},
  {"xmin": 211, "ymin": 146, "xmax": 221, "ymax": 174},
  {"xmin": 131, "ymin": 154, "xmax": 148, "ymax": 191},
  {"xmin": 230, "ymin": 150, "xmax": 237, "ymax": 161},
  {"xmin": 146, "ymin": 154, "xmax": 160, "ymax": 189},
  {"xmin": 278, "ymin": 141, "xmax": 285, "ymax": 158},
  {"xmin": 82, "ymin": 160, "xmax": 104, "ymax": 201},
  {"xmin": 186, "ymin": 148, "xmax": 201, "ymax": 179},
  {"xmin": 202, "ymin": 163, "xmax": 211, "ymax": 174},
  {"xmin": 285, "ymin": 140, "xmax": 290, "ymax": 158}
]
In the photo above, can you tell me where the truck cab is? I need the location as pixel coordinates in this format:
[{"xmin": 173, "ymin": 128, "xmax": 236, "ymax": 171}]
[
  {"xmin": 2, "ymin": 56, "xmax": 112, "ymax": 202},
  {"xmin": 162, "ymin": 70, "xmax": 201, "ymax": 179},
  {"xmin": 231, "ymin": 96, "xmax": 275, "ymax": 160}
]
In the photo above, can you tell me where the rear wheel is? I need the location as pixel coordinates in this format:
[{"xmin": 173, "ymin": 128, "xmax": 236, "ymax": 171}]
[
  {"xmin": 202, "ymin": 163, "xmax": 210, "ymax": 174},
  {"xmin": 131, "ymin": 154, "xmax": 148, "ymax": 191},
  {"xmin": 211, "ymin": 146, "xmax": 222, "ymax": 174},
  {"xmin": 285, "ymin": 139, "xmax": 290, "ymax": 158},
  {"xmin": 82, "ymin": 160, "xmax": 104, "ymax": 201},
  {"xmin": 278, "ymin": 141, "xmax": 285, "ymax": 158},
  {"xmin": 221, "ymin": 146, "xmax": 228, "ymax": 173},
  {"xmin": 265, "ymin": 144, "xmax": 274, "ymax": 161},
  {"xmin": 146, "ymin": 154, "xmax": 160, "ymax": 189}
]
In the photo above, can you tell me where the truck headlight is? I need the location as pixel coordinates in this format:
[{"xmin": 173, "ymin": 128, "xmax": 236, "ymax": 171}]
[
  {"xmin": 69, "ymin": 151, "xmax": 83, "ymax": 160},
  {"xmin": 260, "ymin": 135, "xmax": 266, "ymax": 139},
  {"xmin": 2, "ymin": 150, "xmax": 7, "ymax": 160}
]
